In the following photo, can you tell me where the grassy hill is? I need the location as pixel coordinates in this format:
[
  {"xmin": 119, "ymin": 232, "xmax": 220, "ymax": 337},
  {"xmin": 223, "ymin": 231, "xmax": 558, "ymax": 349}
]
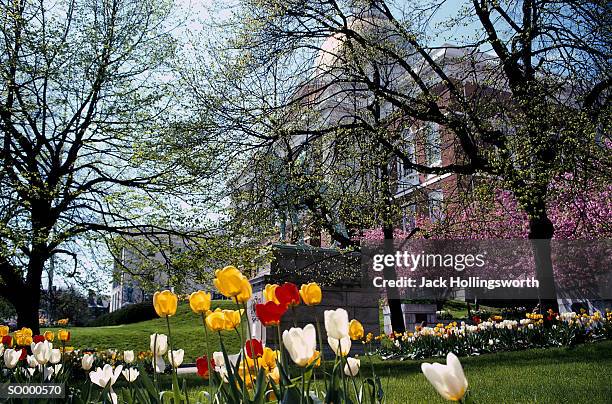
[{"xmin": 49, "ymin": 300, "xmax": 243, "ymax": 362}]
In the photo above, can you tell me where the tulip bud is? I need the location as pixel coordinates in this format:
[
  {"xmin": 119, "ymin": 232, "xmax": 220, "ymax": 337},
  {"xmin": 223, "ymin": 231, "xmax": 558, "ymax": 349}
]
[
  {"xmin": 324, "ymin": 308, "xmax": 350, "ymax": 340},
  {"xmin": 223, "ymin": 309, "xmax": 242, "ymax": 330},
  {"xmin": 49, "ymin": 349, "xmax": 62, "ymax": 364},
  {"xmin": 206, "ymin": 310, "xmax": 227, "ymax": 332},
  {"xmin": 213, "ymin": 266, "xmax": 245, "ymax": 298},
  {"xmin": 30, "ymin": 340, "xmax": 52, "ymax": 365},
  {"xmin": 153, "ymin": 290, "xmax": 178, "ymax": 317},
  {"xmin": 150, "ymin": 333, "xmax": 169, "ymax": 356},
  {"xmin": 235, "ymin": 278, "xmax": 253, "ymax": 303},
  {"xmin": 328, "ymin": 336, "xmax": 351, "ymax": 357},
  {"xmin": 299, "ymin": 283, "xmax": 322, "ymax": 306},
  {"xmin": 124, "ymin": 350, "xmax": 135, "ymax": 364},
  {"xmin": 263, "ymin": 284, "xmax": 280, "ymax": 304},
  {"xmin": 57, "ymin": 329, "xmax": 70, "ymax": 342},
  {"xmin": 189, "ymin": 291, "xmax": 212, "ymax": 314},
  {"xmin": 348, "ymin": 319, "xmax": 364, "ymax": 340},
  {"xmin": 4, "ymin": 349, "xmax": 21, "ymax": 369},
  {"xmin": 344, "ymin": 357, "xmax": 360, "ymax": 377},
  {"xmin": 168, "ymin": 349, "xmax": 184, "ymax": 368},
  {"xmin": 81, "ymin": 353, "xmax": 95, "ymax": 371},
  {"xmin": 282, "ymin": 324, "xmax": 317, "ymax": 367}
]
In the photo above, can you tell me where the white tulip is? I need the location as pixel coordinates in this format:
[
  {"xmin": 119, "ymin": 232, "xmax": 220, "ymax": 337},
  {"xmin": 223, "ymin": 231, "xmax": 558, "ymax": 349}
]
[
  {"xmin": 30, "ymin": 340, "xmax": 52, "ymax": 365},
  {"xmin": 3, "ymin": 348, "xmax": 21, "ymax": 369},
  {"xmin": 212, "ymin": 351, "xmax": 225, "ymax": 368},
  {"xmin": 150, "ymin": 333, "xmax": 168, "ymax": 356},
  {"xmin": 324, "ymin": 308, "xmax": 349, "ymax": 340},
  {"xmin": 122, "ymin": 367, "xmax": 140, "ymax": 382},
  {"xmin": 154, "ymin": 355, "xmax": 166, "ymax": 373},
  {"xmin": 49, "ymin": 349, "xmax": 62, "ymax": 364},
  {"xmin": 123, "ymin": 350, "xmax": 135, "ymax": 364},
  {"xmin": 81, "ymin": 353, "xmax": 95, "ymax": 371},
  {"xmin": 343, "ymin": 357, "xmax": 360, "ymax": 377},
  {"xmin": 328, "ymin": 336, "xmax": 351, "ymax": 357},
  {"xmin": 421, "ymin": 352, "xmax": 468, "ymax": 402},
  {"xmin": 168, "ymin": 349, "xmax": 184, "ymax": 368},
  {"xmin": 27, "ymin": 355, "xmax": 39, "ymax": 368},
  {"xmin": 0, "ymin": 344, "xmax": 4, "ymax": 357},
  {"xmin": 282, "ymin": 324, "xmax": 316, "ymax": 367},
  {"xmin": 89, "ymin": 364, "xmax": 123, "ymax": 388}
]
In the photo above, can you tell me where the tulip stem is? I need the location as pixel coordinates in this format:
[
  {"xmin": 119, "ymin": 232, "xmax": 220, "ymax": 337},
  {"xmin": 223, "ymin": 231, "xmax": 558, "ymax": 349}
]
[
  {"xmin": 233, "ymin": 298, "xmax": 247, "ymax": 403},
  {"xmin": 201, "ymin": 313, "xmax": 214, "ymax": 402},
  {"xmin": 314, "ymin": 317, "xmax": 328, "ymax": 390},
  {"xmin": 153, "ymin": 333, "xmax": 159, "ymax": 389},
  {"xmin": 242, "ymin": 301, "xmax": 260, "ymax": 375},
  {"xmin": 300, "ymin": 367, "xmax": 305, "ymax": 404},
  {"xmin": 276, "ymin": 324, "xmax": 285, "ymax": 398},
  {"xmin": 166, "ymin": 316, "xmax": 177, "ymax": 378}
]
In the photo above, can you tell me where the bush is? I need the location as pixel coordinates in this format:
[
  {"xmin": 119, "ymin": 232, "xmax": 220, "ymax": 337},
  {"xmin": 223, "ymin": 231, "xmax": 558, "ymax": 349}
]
[{"xmin": 87, "ymin": 302, "xmax": 156, "ymax": 327}]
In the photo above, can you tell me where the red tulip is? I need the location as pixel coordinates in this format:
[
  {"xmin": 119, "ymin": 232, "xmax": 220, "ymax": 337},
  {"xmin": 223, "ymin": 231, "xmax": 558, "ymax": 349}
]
[
  {"xmin": 275, "ymin": 282, "xmax": 300, "ymax": 307},
  {"xmin": 2, "ymin": 335, "xmax": 13, "ymax": 347},
  {"xmin": 245, "ymin": 339, "xmax": 263, "ymax": 359},
  {"xmin": 19, "ymin": 348, "xmax": 27, "ymax": 361},
  {"xmin": 196, "ymin": 355, "xmax": 215, "ymax": 379},
  {"xmin": 255, "ymin": 301, "xmax": 288, "ymax": 326},
  {"xmin": 33, "ymin": 335, "xmax": 45, "ymax": 344}
]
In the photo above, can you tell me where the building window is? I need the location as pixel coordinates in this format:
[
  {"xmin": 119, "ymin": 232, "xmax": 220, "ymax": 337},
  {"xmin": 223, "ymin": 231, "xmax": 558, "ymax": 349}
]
[
  {"xmin": 397, "ymin": 129, "xmax": 418, "ymax": 191},
  {"xmin": 428, "ymin": 189, "xmax": 444, "ymax": 222},
  {"xmin": 425, "ymin": 124, "xmax": 442, "ymax": 166},
  {"xmin": 402, "ymin": 203, "xmax": 417, "ymax": 232}
]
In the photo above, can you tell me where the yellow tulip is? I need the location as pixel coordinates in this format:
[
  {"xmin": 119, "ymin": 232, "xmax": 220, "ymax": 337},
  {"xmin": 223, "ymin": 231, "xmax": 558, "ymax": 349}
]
[
  {"xmin": 223, "ymin": 309, "xmax": 242, "ymax": 330},
  {"xmin": 57, "ymin": 329, "xmax": 71, "ymax": 342},
  {"xmin": 15, "ymin": 327, "xmax": 33, "ymax": 346},
  {"xmin": 43, "ymin": 331, "xmax": 54, "ymax": 342},
  {"xmin": 268, "ymin": 367, "xmax": 280, "ymax": 384},
  {"xmin": 189, "ymin": 291, "xmax": 211, "ymax": 314},
  {"xmin": 308, "ymin": 350, "xmax": 321, "ymax": 367},
  {"xmin": 153, "ymin": 290, "xmax": 178, "ymax": 317},
  {"xmin": 213, "ymin": 266, "xmax": 245, "ymax": 298},
  {"xmin": 349, "ymin": 319, "xmax": 364, "ymax": 341},
  {"xmin": 263, "ymin": 284, "xmax": 280, "ymax": 304},
  {"xmin": 238, "ymin": 361, "xmax": 255, "ymax": 387},
  {"xmin": 235, "ymin": 278, "xmax": 253, "ymax": 303},
  {"xmin": 206, "ymin": 309, "xmax": 227, "ymax": 332},
  {"xmin": 258, "ymin": 347, "xmax": 278, "ymax": 371},
  {"xmin": 0, "ymin": 325, "xmax": 9, "ymax": 336},
  {"xmin": 299, "ymin": 283, "xmax": 322, "ymax": 306}
]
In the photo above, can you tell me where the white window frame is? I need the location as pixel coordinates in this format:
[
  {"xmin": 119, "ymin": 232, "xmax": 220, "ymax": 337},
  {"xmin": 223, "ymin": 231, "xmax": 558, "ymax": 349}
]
[
  {"xmin": 425, "ymin": 123, "xmax": 442, "ymax": 167},
  {"xmin": 428, "ymin": 189, "xmax": 444, "ymax": 222}
]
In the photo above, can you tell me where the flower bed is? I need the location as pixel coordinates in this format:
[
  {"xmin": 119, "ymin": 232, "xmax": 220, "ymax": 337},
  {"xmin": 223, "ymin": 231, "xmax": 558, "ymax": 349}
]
[
  {"xmin": 377, "ymin": 310, "xmax": 612, "ymax": 360},
  {"xmin": 0, "ymin": 266, "xmax": 610, "ymax": 403}
]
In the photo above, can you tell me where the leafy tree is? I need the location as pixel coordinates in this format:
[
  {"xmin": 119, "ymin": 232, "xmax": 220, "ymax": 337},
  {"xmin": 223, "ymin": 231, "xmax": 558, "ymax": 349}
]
[
  {"xmin": 189, "ymin": 0, "xmax": 610, "ymax": 329},
  {"xmin": 0, "ymin": 0, "xmax": 216, "ymax": 333}
]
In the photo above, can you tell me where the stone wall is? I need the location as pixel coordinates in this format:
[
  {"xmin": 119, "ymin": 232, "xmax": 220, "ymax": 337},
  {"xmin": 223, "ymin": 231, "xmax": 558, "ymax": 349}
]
[{"xmin": 247, "ymin": 243, "xmax": 380, "ymax": 355}]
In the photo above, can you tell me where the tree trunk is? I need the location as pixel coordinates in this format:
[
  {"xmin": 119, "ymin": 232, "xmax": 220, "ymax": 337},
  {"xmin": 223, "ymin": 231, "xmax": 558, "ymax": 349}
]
[
  {"xmin": 383, "ymin": 226, "xmax": 406, "ymax": 333},
  {"xmin": 528, "ymin": 213, "xmax": 559, "ymax": 314},
  {"xmin": 15, "ymin": 287, "xmax": 41, "ymax": 334}
]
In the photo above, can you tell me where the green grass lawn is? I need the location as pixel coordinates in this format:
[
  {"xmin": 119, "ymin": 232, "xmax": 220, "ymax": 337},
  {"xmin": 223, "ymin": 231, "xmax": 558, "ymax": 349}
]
[
  {"xmin": 153, "ymin": 341, "xmax": 611, "ymax": 404},
  {"xmin": 46, "ymin": 301, "xmax": 611, "ymax": 403},
  {"xmin": 48, "ymin": 301, "xmax": 244, "ymax": 362}
]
